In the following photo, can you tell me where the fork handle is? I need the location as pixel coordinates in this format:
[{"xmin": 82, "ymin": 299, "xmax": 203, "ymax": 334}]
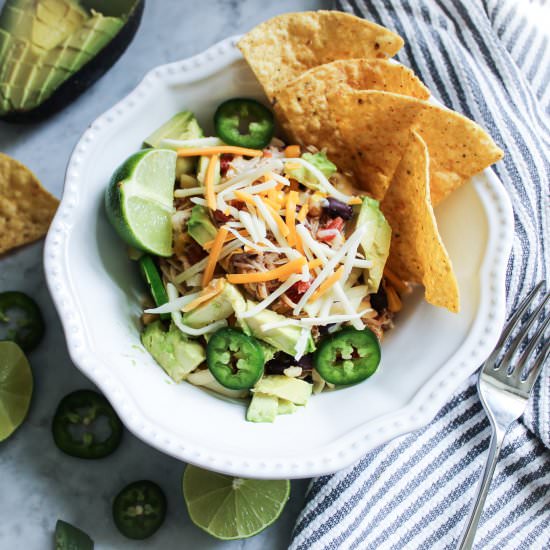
[{"xmin": 458, "ymin": 427, "xmax": 506, "ymax": 550}]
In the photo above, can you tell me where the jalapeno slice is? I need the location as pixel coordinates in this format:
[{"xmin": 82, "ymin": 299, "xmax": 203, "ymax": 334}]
[
  {"xmin": 113, "ymin": 480, "xmax": 166, "ymax": 540},
  {"xmin": 207, "ymin": 328, "xmax": 265, "ymax": 390},
  {"xmin": 314, "ymin": 327, "xmax": 381, "ymax": 385},
  {"xmin": 214, "ymin": 98, "xmax": 274, "ymax": 149},
  {"xmin": 0, "ymin": 291, "xmax": 44, "ymax": 351},
  {"xmin": 55, "ymin": 519, "xmax": 94, "ymax": 550},
  {"xmin": 52, "ymin": 389, "xmax": 123, "ymax": 459},
  {"xmin": 139, "ymin": 255, "xmax": 169, "ymax": 321}
]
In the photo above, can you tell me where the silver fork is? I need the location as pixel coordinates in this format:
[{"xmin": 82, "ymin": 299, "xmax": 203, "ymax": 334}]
[{"xmin": 458, "ymin": 281, "xmax": 549, "ymax": 550}]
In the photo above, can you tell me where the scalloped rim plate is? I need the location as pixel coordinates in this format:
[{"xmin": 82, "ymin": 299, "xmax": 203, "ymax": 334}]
[{"xmin": 44, "ymin": 36, "xmax": 514, "ymax": 479}]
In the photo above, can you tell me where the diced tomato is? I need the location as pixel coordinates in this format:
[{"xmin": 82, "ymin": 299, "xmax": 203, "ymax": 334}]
[
  {"xmin": 286, "ymin": 280, "xmax": 311, "ymax": 303},
  {"xmin": 213, "ymin": 209, "xmax": 231, "ymax": 223},
  {"xmin": 318, "ymin": 217, "xmax": 345, "ymax": 242},
  {"xmin": 262, "ymin": 150, "xmax": 273, "ymax": 158},
  {"xmin": 220, "ymin": 154, "xmax": 233, "ymax": 176}
]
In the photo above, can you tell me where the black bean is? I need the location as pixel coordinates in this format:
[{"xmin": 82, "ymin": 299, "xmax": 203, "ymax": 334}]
[
  {"xmin": 370, "ymin": 286, "xmax": 388, "ymax": 313},
  {"xmin": 324, "ymin": 197, "xmax": 353, "ymax": 220}
]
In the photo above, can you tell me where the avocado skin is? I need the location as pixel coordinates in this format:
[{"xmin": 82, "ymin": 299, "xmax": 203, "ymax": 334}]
[{"xmin": 0, "ymin": 0, "xmax": 145, "ymax": 123}]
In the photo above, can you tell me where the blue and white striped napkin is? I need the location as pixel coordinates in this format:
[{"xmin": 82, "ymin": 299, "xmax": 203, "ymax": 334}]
[{"xmin": 290, "ymin": 1, "xmax": 549, "ymax": 548}]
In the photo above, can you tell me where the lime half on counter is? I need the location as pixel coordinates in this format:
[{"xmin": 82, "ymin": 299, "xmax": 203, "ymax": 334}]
[
  {"xmin": 183, "ymin": 465, "xmax": 290, "ymax": 540},
  {"xmin": 105, "ymin": 148, "xmax": 176, "ymax": 257},
  {"xmin": 0, "ymin": 341, "xmax": 33, "ymax": 441}
]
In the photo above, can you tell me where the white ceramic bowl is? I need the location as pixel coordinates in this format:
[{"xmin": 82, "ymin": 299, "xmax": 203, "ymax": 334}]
[{"xmin": 44, "ymin": 36, "xmax": 514, "ymax": 479}]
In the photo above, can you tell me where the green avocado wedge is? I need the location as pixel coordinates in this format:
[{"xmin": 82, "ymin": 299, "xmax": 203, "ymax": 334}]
[{"xmin": 0, "ymin": 0, "xmax": 144, "ymax": 123}]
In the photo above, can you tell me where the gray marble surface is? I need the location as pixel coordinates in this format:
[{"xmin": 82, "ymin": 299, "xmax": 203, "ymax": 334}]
[{"xmin": 0, "ymin": 1, "xmax": 329, "ymax": 548}]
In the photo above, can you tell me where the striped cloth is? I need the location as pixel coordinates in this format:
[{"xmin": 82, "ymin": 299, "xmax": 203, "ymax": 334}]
[{"xmin": 290, "ymin": 1, "xmax": 550, "ymax": 548}]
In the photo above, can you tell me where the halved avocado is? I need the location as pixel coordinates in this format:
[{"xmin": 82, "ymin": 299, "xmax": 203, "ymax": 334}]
[{"xmin": 0, "ymin": 0, "xmax": 145, "ymax": 123}]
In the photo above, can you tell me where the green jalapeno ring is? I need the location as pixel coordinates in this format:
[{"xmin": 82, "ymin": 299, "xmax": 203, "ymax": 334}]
[
  {"xmin": 113, "ymin": 480, "xmax": 167, "ymax": 540},
  {"xmin": 314, "ymin": 327, "xmax": 381, "ymax": 386},
  {"xmin": 139, "ymin": 255, "xmax": 170, "ymax": 320},
  {"xmin": 52, "ymin": 389, "xmax": 123, "ymax": 459},
  {"xmin": 206, "ymin": 328, "xmax": 265, "ymax": 390},
  {"xmin": 0, "ymin": 291, "xmax": 45, "ymax": 351},
  {"xmin": 214, "ymin": 98, "xmax": 274, "ymax": 150}
]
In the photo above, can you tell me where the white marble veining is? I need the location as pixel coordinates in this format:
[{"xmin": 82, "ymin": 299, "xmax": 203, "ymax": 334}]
[{"xmin": 0, "ymin": 1, "xmax": 328, "ymax": 548}]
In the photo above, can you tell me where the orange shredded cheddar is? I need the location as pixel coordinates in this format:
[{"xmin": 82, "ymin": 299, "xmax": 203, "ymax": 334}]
[
  {"xmin": 284, "ymin": 145, "xmax": 301, "ymax": 158},
  {"xmin": 233, "ymin": 189, "xmax": 255, "ymax": 206},
  {"xmin": 308, "ymin": 266, "xmax": 345, "ymax": 303},
  {"xmin": 307, "ymin": 259, "xmax": 323, "ymax": 270},
  {"xmin": 297, "ymin": 202, "xmax": 309, "ymax": 222},
  {"xmin": 265, "ymin": 202, "xmax": 290, "ymax": 237},
  {"xmin": 286, "ymin": 191, "xmax": 298, "ymax": 246},
  {"xmin": 177, "ymin": 146, "xmax": 263, "ymax": 158},
  {"xmin": 385, "ymin": 285, "xmax": 402, "ymax": 312},
  {"xmin": 348, "ymin": 197, "xmax": 363, "ymax": 205},
  {"xmin": 264, "ymin": 198, "xmax": 283, "ymax": 211},
  {"xmin": 203, "ymin": 229, "xmax": 247, "ymax": 250},
  {"xmin": 384, "ymin": 268, "xmax": 409, "ymax": 294},
  {"xmin": 181, "ymin": 278, "xmax": 225, "ymax": 312},
  {"xmin": 227, "ymin": 257, "xmax": 306, "ymax": 284},
  {"xmin": 205, "ymin": 154, "xmax": 219, "ymax": 210},
  {"xmin": 202, "ymin": 226, "xmax": 229, "ymax": 287}
]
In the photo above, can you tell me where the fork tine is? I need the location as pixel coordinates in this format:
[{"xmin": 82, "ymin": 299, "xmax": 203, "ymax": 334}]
[
  {"xmin": 499, "ymin": 292, "xmax": 550, "ymax": 374},
  {"xmin": 520, "ymin": 314, "xmax": 550, "ymax": 387},
  {"xmin": 484, "ymin": 282, "xmax": 545, "ymax": 371}
]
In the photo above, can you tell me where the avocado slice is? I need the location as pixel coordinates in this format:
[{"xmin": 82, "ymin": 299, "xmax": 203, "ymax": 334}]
[
  {"xmin": 0, "ymin": 0, "xmax": 144, "ymax": 122},
  {"xmin": 187, "ymin": 205, "xmax": 217, "ymax": 247},
  {"xmin": 183, "ymin": 281, "xmax": 246, "ymax": 329},
  {"xmin": 197, "ymin": 154, "xmax": 221, "ymax": 186},
  {"xmin": 141, "ymin": 321, "xmax": 206, "ymax": 383},
  {"xmin": 277, "ymin": 399, "xmax": 298, "ymax": 415},
  {"xmin": 241, "ymin": 303, "xmax": 315, "ymax": 357},
  {"xmin": 144, "ymin": 111, "xmax": 205, "ymax": 176},
  {"xmin": 253, "ymin": 375, "xmax": 313, "ymax": 406},
  {"xmin": 354, "ymin": 196, "xmax": 392, "ymax": 293},
  {"xmin": 246, "ymin": 393, "xmax": 278, "ymax": 423}
]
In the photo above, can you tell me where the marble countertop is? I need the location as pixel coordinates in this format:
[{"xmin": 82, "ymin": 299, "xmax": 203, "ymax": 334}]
[{"xmin": 0, "ymin": 1, "xmax": 328, "ymax": 548}]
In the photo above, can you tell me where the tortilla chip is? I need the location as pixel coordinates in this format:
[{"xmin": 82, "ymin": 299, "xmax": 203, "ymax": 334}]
[
  {"xmin": 381, "ymin": 131, "xmax": 459, "ymax": 312},
  {"xmin": 327, "ymin": 90, "xmax": 426, "ymax": 199},
  {"xmin": 0, "ymin": 153, "xmax": 58, "ymax": 255},
  {"xmin": 274, "ymin": 59, "xmax": 430, "ymax": 172},
  {"xmin": 413, "ymin": 104, "xmax": 504, "ymax": 204},
  {"xmin": 238, "ymin": 11, "xmax": 404, "ymax": 102}
]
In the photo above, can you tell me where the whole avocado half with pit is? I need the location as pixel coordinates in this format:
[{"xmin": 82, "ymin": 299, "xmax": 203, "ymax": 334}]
[{"xmin": 0, "ymin": 0, "xmax": 145, "ymax": 123}]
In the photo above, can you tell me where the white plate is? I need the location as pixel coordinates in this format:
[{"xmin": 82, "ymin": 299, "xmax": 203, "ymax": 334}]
[{"xmin": 44, "ymin": 36, "xmax": 514, "ymax": 479}]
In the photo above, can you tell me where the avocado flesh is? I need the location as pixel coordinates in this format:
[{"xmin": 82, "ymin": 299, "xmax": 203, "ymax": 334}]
[
  {"xmin": 246, "ymin": 393, "xmax": 278, "ymax": 423},
  {"xmin": 141, "ymin": 321, "xmax": 206, "ymax": 383},
  {"xmin": 183, "ymin": 282, "xmax": 246, "ymax": 328},
  {"xmin": 0, "ymin": 0, "xmax": 138, "ymax": 118},
  {"xmin": 355, "ymin": 196, "xmax": 392, "ymax": 293},
  {"xmin": 253, "ymin": 375, "xmax": 312, "ymax": 406},
  {"xmin": 241, "ymin": 303, "xmax": 315, "ymax": 357},
  {"xmin": 187, "ymin": 205, "xmax": 217, "ymax": 247},
  {"xmin": 144, "ymin": 111, "xmax": 204, "ymax": 149}
]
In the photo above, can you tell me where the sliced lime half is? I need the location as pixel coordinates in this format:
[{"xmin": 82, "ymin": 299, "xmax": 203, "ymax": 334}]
[
  {"xmin": 105, "ymin": 148, "xmax": 177, "ymax": 257},
  {"xmin": 0, "ymin": 341, "xmax": 33, "ymax": 441},
  {"xmin": 183, "ymin": 465, "xmax": 290, "ymax": 540}
]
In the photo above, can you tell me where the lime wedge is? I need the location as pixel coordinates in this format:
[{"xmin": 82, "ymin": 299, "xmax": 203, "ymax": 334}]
[
  {"xmin": 105, "ymin": 148, "xmax": 177, "ymax": 257},
  {"xmin": 183, "ymin": 465, "xmax": 290, "ymax": 540},
  {"xmin": 0, "ymin": 341, "xmax": 33, "ymax": 441}
]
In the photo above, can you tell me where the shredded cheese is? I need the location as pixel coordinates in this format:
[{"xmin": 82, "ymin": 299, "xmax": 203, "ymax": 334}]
[
  {"xmin": 285, "ymin": 191, "xmax": 298, "ymax": 247},
  {"xmin": 308, "ymin": 266, "xmax": 345, "ymax": 302},
  {"xmin": 205, "ymin": 154, "xmax": 219, "ymax": 210},
  {"xmin": 259, "ymin": 310, "xmax": 371, "ymax": 331},
  {"xmin": 348, "ymin": 197, "xmax": 363, "ymax": 205},
  {"xmin": 294, "ymin": 328, "xmax": 311, "ymax": 360},
  {"xmin": 144, "ymin": 291, "xmax": 201, "ymax": 314},
  {"xmin": 239, "ymin": 274, "xmax": 302, "ymax": 319},
  {"xmin": 181, "ymin": 278, "xmax": 225, "ymax": 312},
  {"xmin": 297, "ymin": 202, "xmax": 309, "ymax": 222},
  {"xmin": 226, "ymin": 257, "xmax": 306, "ymax": 284},
  {"xmin": 202, "ymin": 226, "xmax": 229, "ymax": 286},
  {"xmin": 265, "ymin": 202, "xmax": 290, "ymax": 237},
  {"xmin": 177, "ymin": 146, "xmax": 264, "ymax": 157},
  {"xmin": 284, "ymin": 145, "xmax": 301, "ymax": 158}
]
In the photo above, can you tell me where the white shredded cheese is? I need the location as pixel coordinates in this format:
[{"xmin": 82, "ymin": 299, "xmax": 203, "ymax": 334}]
[
  {"xmin": 167, "ymin": 284, "xmax": 228, "ymax": 336},
  {"xmin": 294, "ymin": 328, "xmax": 311, "ymax": 361},
  {"xmin": 260, "ymin": 310, "xmax": 370, "ymax": 331},
  {"xmin": 161, "ymin": 137, "xmax": 223, "ymax": 149},
  {"xmin": 253, "ymin": 196, "xmax": 288, "ymax": 248},
  {"xmin": 240, "ymin": 274, "xmax": 302, "ymax": 319},
  {"xmin": 144, "ymin": 291, "xmax": 201, "ymax": 314}
]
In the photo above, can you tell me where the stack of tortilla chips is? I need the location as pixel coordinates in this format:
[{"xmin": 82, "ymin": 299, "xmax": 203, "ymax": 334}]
[{"xmin": 238, "ymin": 11, "xmax": 504, "ymax": 313}]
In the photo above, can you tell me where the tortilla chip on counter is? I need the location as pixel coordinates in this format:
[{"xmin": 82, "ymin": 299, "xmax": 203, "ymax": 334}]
[
  {"xmin": 0, "ymin": 153, "xmax": 58, "ymax": 255},
  {"xmin": 328, "ymin": 90, "xmax": 426, "ymax": 200},
  {"xmin": 413, "ymin": 104, "xmax": 504, "ymax": 204},
  {"xmin": 274, "ymin": 59, "xmax": 430, "ymax": 172},
  {"xmin": 381, "ymin": 131, "xmax": 459, "ymax": 313},
  {"xmin": 238, "ymin": 11, "xmax": 404, "ymax": 103}
]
